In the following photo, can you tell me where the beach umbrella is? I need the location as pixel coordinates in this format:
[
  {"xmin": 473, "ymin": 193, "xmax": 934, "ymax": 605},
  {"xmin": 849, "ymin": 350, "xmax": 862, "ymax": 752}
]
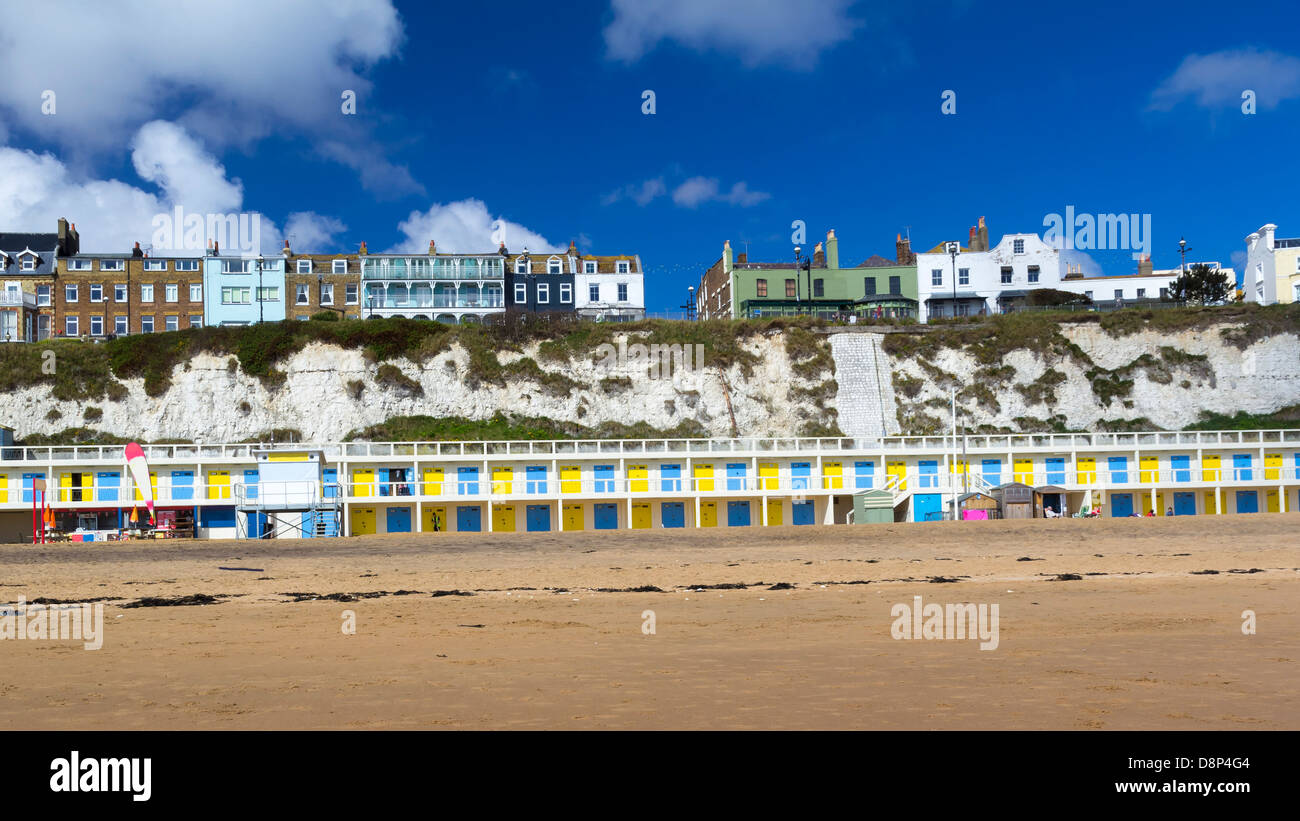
[
  {"xmin": 1079, "ymin": 489, "xmax": 1093, "ymax": 516},
  {"xmin": 129, "ymin": 507, "xmax": 139, "ymax": 525}
]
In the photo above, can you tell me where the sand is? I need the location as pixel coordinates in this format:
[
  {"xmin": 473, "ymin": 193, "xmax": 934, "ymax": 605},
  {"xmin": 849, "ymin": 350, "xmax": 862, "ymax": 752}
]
[{"xmin": 1, "ymin": 514, "xmax": 1297, "ymax": 730}]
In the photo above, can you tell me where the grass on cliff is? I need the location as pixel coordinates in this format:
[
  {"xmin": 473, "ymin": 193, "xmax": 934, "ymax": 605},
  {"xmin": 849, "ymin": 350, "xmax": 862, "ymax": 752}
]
[{"xmin": 342, "ymin": 413, "xmax": 711, "ymax": 442}]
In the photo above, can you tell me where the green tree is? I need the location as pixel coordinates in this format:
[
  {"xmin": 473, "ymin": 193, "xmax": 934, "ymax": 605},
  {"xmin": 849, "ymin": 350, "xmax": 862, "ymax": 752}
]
[{"xmin": 1169, "ymin": 263, "xmax": 1233, "ymax": 305}]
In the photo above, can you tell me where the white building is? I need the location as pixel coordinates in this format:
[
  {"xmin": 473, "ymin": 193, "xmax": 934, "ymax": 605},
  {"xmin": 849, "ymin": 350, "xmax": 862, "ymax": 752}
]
[
  {"xmin": 1054, "ymin": 261, "xmax": 1234, "ymax": 305},
  {"xmin": 915, "ymin": 217, "xmax": 1064, "ymax": 321},
  {"xmin": 573, "ymin": 251, "xmax": 644, "ymax": 321},
  {"xmin": 1244, "ymin": 224, "xmax": 1300, "ymax": 305}
]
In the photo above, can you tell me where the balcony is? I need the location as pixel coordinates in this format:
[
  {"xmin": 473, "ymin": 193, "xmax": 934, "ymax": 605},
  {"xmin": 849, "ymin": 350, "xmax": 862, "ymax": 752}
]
[{"xmin": 0, "ymin": 292, "xmax": 37, "ymax": 308}]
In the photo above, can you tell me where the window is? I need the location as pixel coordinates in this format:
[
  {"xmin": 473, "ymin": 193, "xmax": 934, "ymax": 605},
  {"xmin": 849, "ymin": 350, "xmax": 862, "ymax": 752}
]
[
  {"xmin": 295, "ymin": 283, "xmax": 309, "ymax": 305},
  {"xmin": 68, "ymin": 259, "xmax": 91, "ymax": 271},
  {"xmin": 90, "ymin": 316, "xmax": 103, "ymax": 336},
  {"xmin": 889, "ymin": 276, "xmax": 901, "ymax": 294},
  {"xmin": 165, "ymin": 283, "xmax": 178, "ymax": 302},
  {"xmin": 144, "ymin": 260, "xmax": 166, "ymax": 271},
  {"xmin": 89, "ymin": 284, "xmax": 103, "ymax": 302},
  {"xmin": 115, "ymin": 284, "xmax": 128, "ymax": 302},
  {"xmin": 65, "ymin": 284, "xmax": 78, "ymax": 303},
  {"xmin": 1027, "ymin": 265, "xmax": 1040, "ymax": 283},
  {"xmin": 333, "ymin": 259, "xmax": 347, "ymax": 274},
  {"xmin": 65, "ymin": 316, "xmax": 78, "ymax": 336},
  {"xmin": 616, "ymin": 261, "xmax": 630, "ymax": 274},
  {"xmin": 165, "ymin": 315, "xmax": 179, "ymax": 332},
  {"xmin": 222, "ymin": 259, "xmax": 254, "ymax": 273},
  {"xmin": 785, "ymin": 279, "xmax": 796, "ymax": 298},
  {"xmin": 559, "ymin": 283, "xmax": 572, "ymax": 303},
  {"xmin": 514, "ymin": 283, "xmax": 527, "ymax": 303},
  {"xmin": 756, "ymin": 279, "xmax": 767, "ymax": 297},
  {"xmin": 1013, "ymin": 239, "xmax": 1025, "ymax": 254},
  {"xmin": 515, "ymin": 259, "xmax": 528, "ymax": 274},
  {"xmin": 256, "ymin": 287, "xmax": 278, "ymax": 302},
  {"xmin": 221, "ymin": 286, "xmax": 251, "ymax": 304},
  {"xmin": 36, "ymin": 285, "xmax": 50, "ymax": 306},
  {"xmin": 537, "ymin": 283, "xmax": 550, "ymax": 303},
  {"xmin": 547, "ymin": 258, "xmax": 561, "ymax": 275},
  {"xmin": 1084, "ymin": 290, "xmax": 1093, "ymax": 300},
  {"xmin": 863, "ymin": 278, "xmax": 876, "ymax": 296},
  {"xmin": 101, "ymin": 259, "xmax": 124, "ymax": 271},
  {"xmin": 1159, "ymin": 287, "xmax": 1169, "ymax": 300},
  {"xmin": 189, "ymin": 315, "xmax": 203, "ymax": 328},
  {"xmin": 584, "ymin": 261, "xmax": 596, "ymax": 274},
  {"xmin": 1114, "ymin": 289, "xmax": 1124, "ymax": 301},
  {"xmin": 140, "ymin": 283, "xmax": 154, "ymax": 302},
  {"xmin": 1000, "ymin": 267, "xmax": 1013, "ymax": 284},
  {"xmin": 114, "ymin": 316, "xmax": 128, "ymax": 335},
  {"xmin": 20, "ymin": 255, "xmax": 36, "ymax": 271},
  {"xmin": 589, "ymin": 283, "xmax": 600, "ymax": 301},
  {"xmin": 931, "ymin": 268, "xmax": 942, "ymax": 287},
  {"xmin": 617, "ymin": 283, "xmax": 628, "ymax": 301},
  {"xmin": 189, "ymin": 283, "xmax": 202, "ymax": 302},
  {"xmin": 958, "ymin": 267, "xmax": 970, "ymax": 286},
  {"xmin": 320, "ymin": 283, "xmax": 334, "ymax": 305},
  {"xmin": 1136, "ymin": 288, "xmax": 1146, "ymax": 298},
  {"xmin": 812, "ymin": 279, "xmax": 824, "ymax": 297},
  {"xmin": 140, "ymin": 315, "xmax": 154, "ymax": 333},
  {"xmin": 175, "ymin": 260, "xmax": 199, "ymax": 272},
  {"xmin": 297, "ymin": 260, "xmax": 311, "ymax": 274},
  {"xmin": 345, "ymin": 283, "xmax": 358, "ymax": 304}
]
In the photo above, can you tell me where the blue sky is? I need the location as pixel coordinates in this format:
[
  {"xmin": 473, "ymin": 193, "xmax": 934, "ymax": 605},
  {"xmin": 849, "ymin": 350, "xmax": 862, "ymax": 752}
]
[{"xmin": 1, "ymin": 0, "xmax": 1298, "ymax": 309}]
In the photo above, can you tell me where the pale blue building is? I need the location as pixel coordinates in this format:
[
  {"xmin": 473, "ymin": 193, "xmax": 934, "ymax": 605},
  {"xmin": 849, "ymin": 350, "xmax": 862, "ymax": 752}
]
[{"xmin": 203, "ymin": 253, "xmax": 286, "ymax": 326}]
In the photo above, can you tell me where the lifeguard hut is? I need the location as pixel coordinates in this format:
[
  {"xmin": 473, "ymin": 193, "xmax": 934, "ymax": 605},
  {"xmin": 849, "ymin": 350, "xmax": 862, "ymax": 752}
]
[{"xmin": 234, "ymin": 449, "xmax": 341, "ymax": 539}]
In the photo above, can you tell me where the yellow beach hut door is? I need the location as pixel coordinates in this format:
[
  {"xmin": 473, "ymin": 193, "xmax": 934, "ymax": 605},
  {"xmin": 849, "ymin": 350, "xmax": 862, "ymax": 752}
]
[
  {"xmin": 561, "ymin": 466, "xmax": 582, "ymax": 494},
  {"xmin": 693, "ymin": 463, "xmax": 714, "ymax": 492},
  {"xmin": 628, "ymin": 465, "xmax": 649, "ymax": 493},
  {"xmin": 887, "ymin": 461, "xmax": 907, "ymax": 491},
  {"xmin": 422, "ymin": 468, "xmax": 443, "ymax": 496},
  {"xmin": 1265, "ymin": 453, "xmax": 1282, "ymax": 480},
  {"xmin": 422, "ymin": 505, "xmax": 447, "ymax": 532},
  {"xmin": 1202, "ymin": 455, "xmax": 1221, "ymax": 481},
  {"xmin": 631, "ymin": 503, "xmax": 652, "ymax": 529},
  {"xmin": 699, "ymin": 501, "xmax": 717, "ymax": 527},
  {"xmin": 562, "ymin": 503, "xmax": 584, "ymax": 531},
  {"xmin": 492, "ymin": 467, "xmax": 514, "ymax": 494},
  {"xmin": 759, "ymin": 463, "xmax": 779, "ymax": 490},
  {"xmin": 822, "ymin": 462, "xmax": 843, "ymax": 489},
  {"xmin": 766, "ymin": 499, "xmax": 783, "ymax": 526},
  {"xmin": 1140, "ymin": 457, "xmax": 1159, "ymax": 483},
  {"xmin": 1076, "ymin": 457, "xmax": 1096, "ymax": 485},
  {"xmin": 352, "ymin": 468, "xmax": 374, "ymax": 498},
  {"xmin": 207, "ymin": 470, "xmax": 230, "ymax": 500},
  {"xmin": 493, "ymin": 504, "xmax": 516, "ymax": 532},
  {"xmin": 351, "ymin": 507, "xmax": 376, "ymax": 535},
  {"xmin": 1014, "ymin": 459, "xmax": 1034, "ymax": 484}
]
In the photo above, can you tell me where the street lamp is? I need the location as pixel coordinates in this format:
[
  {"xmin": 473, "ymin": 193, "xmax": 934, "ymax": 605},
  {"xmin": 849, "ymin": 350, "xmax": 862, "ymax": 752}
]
[
  {"xmin": 317, "ymin": 274, "xmax": 346, "ymax": 318},
  {"xmin": 946, "ymin": 241, "xmax": 960, "ymax": 319},
  {"xmin": 1177, "ymin": 237, "xmax": 1192, "ymax": 274},
  {"xmin": 681, "ymin": 285, "xmax": 696, "ymax": 321},
  {"xmin": 257, "ymin": 255, "xmax": 265, "ymax": 324},
  {"xmin": 521, "ymin": 248, "xmax": 532, "ymax": 314}
]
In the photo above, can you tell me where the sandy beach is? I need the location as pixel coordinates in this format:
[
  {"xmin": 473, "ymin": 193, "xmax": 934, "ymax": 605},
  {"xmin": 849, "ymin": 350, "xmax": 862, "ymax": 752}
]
[{"xmin": 1, "ymin": 514, "xmax": 1297, "ymax": 730}]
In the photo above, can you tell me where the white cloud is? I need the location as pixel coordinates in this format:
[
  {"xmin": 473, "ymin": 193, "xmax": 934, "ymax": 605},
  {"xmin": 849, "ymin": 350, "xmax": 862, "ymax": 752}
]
[
  {"xmin": 671, "ymin": 176, "xmax": 770, "ymax": 208},
  {"xmin": 602, "ymin": 177, "xmax": 667, "ymax": 206},
  {"xmin": 0, "ymin": 0, "xmax": 417, "ymax": 191},
  {"xmin": 390, "ymin": 199, "xmax": 564, "ymax": 254},
  {"xmin": 285, "ymin": 212, "xmax": 348, "ymax": 252},
  {"xmin": 1059, "ymin": 248, "xmax": 1105, "ymax": 277},
  {"xmin": 0, "ymin": 120, "xmax": 290, "ymax": 254},
  {"xmin": 603, "ymin": 0, "xmax": 860, "ymax": 68},
  {"xmin": 1149, "ymin": 48, "xmax": 1300, "ymax": 111}
]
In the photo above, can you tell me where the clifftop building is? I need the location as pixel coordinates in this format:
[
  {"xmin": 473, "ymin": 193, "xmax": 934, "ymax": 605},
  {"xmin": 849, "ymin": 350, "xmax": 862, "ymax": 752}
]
[
  {"xmin": 1244, "ymin": 224, "xmax": 1300, "ymax": 305},
  {"xmin": 696, "ymin": 229, "xmax": 918, "ymax": 321},
  {"xmin": 0, "ymin": 217, "xmax": 78, "ymax": 342}
]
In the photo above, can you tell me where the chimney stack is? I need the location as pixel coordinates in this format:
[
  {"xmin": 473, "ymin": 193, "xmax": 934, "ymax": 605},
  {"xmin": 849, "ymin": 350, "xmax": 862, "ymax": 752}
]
[
  {"xmin": 825, "ymin": 229, "xmax": 839, "ymax": 269},
  {"xmin": 132, "ymin": 241, "xmax": 143, "ymax": 258},
  {"xmin": 723, "ymin": 239, "xmax": 733, "ymax": 272},
  {"xmin": 359, "ymin": 241, "xmax": 368, "ymax": 255},
  {"xmin": 977, "ymin": 216, "xmax": 988, "ymax": 252},
  {"xmin": 214, "ymin": 240, "xmax": 220, "ymax": 256},
  {"xmin": 499, "ymin": 241, "xmax": 508, "ymax": 256},
  {"xmin": 1138, "ymin": 255, "xmax": 1153, "ymax": 276},
  {"xmin": 968, "ymin": 226, "xmax": 977, "ymax": 249},
  {"xmin": 813, "ymin": 241, "xmax": 825, "ymax": 267},
  {"xmin": 283, "ymin": 238, "xmax": 291, "ymax": 256},
  {"xmin": 429, "ymin": 240, "xmax": 436, "ymax": 255},
  {"xmin": 567, "ymin": 240, "xmax": 577, "ymax": 256},
  {"xmin": 895, "ymin": 232, "xmax": 915, "ymax": 265},
  {"xmin": 736, "ymin": 252, "xmax": 747, "ymax": 264}
]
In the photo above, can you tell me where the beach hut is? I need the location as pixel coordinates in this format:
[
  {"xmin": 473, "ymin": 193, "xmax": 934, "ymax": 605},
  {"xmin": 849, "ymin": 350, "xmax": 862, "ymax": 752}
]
[
  {"xmin": 1033, "ymin": 485, "xmax": 1068, "ymax": 518},
  {"xmin": 957, "ymin": 491, "xmax": 999, "ymax": 520},
  {"xmin": 992, "ymin": 482, "xmax": 1034, "ymax": 519},
  {"xmin": 852, "ymin": 489, "xmax": 894, "ymax": 524}
]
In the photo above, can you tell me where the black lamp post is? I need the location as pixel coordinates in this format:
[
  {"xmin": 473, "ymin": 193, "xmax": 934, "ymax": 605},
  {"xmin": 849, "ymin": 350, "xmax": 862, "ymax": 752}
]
[
  {"xmin": 1177, "ymin": 237, "xmax": 1192, "ymax": 274},
  {"xmin": 257, "ymin": 255, "xmax": 265, "ymax": 324},
  {"xmin": 681, "ymin": 285, "xmax": 696, "ymax": 321},
  {"xmin": 947, "ymin": 241, "xmax": 960, "ymax": 319}
]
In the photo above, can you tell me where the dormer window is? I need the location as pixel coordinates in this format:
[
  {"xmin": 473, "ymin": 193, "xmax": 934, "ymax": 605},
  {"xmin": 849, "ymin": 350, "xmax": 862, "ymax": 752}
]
[
  {"xmin": 616, "ymin": 260, "xmax": 630, "ymax": 274},
  {"xmin": 547, "ymin": 256, "xmax": 562, "ymax": 275},
  {"xmin": 584, "ymin": 261, "xmax": 596, "ymax": 274},
  {"xmin": 297, "ymin": 259, "xmax": 312, "ymax": 274},
  {"xmin": 101, "ymin": 259, "xmax": 125, "ymax": 272},
  {"xmin": 333, "ymin": 259, "xmax": 347, "ymax": 275},
  {"xmin": 143, "ymin": 259, "xmax": 166, "ymax": 271},
  {"xmin": 20, "ymin": 252, "xmax": 38, "ymax": 271},
  {"xmin": 515, "ymin": 258, "xmax": 528, "ymax": 275},
  {"xmin": 1013, "ymin": 239, "xmax": 1025, "ymax": 254},
  {"xmin": 68, "ymin": 259, "xmax": 92, "ymax": 272}
]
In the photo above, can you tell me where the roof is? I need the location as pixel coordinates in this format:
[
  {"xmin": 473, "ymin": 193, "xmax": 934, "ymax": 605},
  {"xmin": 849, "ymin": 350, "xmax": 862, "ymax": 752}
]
[
  {"xmin": 0, "ymin": 232, "xmax": 58, "ymax": 253},
  {"xmin": 857, "ymin": 255, "xmax": 898, "ymax": 267}
]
